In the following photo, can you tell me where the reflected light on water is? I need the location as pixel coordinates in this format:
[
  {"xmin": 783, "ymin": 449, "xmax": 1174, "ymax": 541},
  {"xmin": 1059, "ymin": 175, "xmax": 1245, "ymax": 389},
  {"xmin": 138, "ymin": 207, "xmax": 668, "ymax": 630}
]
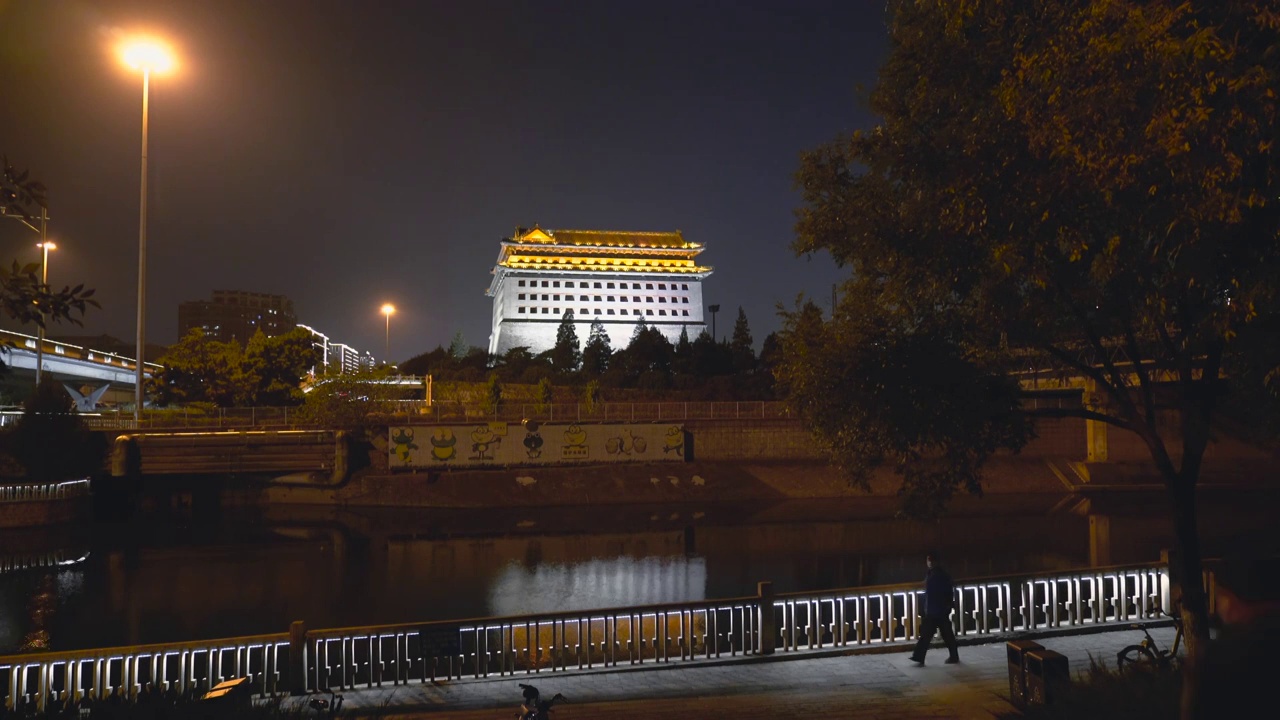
[{"xmin": 488, "ymin": 556, "xmax": 707, "ymax": 617}]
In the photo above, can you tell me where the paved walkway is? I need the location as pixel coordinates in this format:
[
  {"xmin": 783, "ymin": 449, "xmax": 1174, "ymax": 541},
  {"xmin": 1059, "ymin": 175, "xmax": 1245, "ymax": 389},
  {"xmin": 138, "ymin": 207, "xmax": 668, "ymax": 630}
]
[{"xmin": 279, "ymin": 626, "xmax": 1176, "ymax": 719}]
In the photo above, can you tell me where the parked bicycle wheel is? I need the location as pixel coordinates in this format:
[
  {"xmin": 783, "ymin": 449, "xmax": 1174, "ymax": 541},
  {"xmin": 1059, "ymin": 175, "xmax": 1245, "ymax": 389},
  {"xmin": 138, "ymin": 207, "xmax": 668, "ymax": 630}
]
[{"xmin": 1117, "ymin": 644, "xmax": 1158, "ymax": 669}]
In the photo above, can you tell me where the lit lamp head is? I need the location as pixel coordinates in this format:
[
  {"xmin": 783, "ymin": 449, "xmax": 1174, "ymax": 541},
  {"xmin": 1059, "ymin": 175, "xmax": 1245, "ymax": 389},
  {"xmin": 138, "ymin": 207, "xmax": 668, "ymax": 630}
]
[
  {"xmin": 381, "ymin": 303, "xmax": 396, "ymax": 317},
  {"xmin": 37, "ymin": 241, "xmax": 56, "ymax": 251},
  {"xmin": 120, "ymin": 38, "xmax": 176, "ymax": 74}
]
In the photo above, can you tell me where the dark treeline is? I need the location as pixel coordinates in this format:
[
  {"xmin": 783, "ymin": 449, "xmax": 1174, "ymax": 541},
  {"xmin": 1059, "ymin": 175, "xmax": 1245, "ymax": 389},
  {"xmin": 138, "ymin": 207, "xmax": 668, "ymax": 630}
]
[{"xmin": 400, "ymin": 307, "xmax": 781, "ymax": 401}]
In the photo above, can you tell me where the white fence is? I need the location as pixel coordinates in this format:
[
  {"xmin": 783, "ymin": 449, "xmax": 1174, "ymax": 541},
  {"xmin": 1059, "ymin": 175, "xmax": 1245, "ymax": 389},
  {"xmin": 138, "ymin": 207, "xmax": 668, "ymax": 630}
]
[{"xmin": 1, "ymin": 560, "xmax": 1199, "ymax": 712}]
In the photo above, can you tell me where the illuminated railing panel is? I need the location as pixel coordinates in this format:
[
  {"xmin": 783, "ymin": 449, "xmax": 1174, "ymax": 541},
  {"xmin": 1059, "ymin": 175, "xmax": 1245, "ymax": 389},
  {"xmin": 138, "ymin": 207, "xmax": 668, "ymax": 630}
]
[
  {"xmin": 0, "ymin": 479, "xmax": 90, "ymax": 504},
  {"xmin": 0, "ymin": 562, "xmax": 1185, "ymax": 712},
  {"xmin": 0, "ymin": 635, "xmax": 287, "ymax": 713}
]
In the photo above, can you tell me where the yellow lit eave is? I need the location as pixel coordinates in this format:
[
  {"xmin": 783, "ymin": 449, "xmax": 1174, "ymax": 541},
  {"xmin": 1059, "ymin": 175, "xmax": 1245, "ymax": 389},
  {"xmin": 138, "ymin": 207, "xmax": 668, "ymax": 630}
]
[{"xmin": 499, "ymin": 256, "xmax": 711, "ymax": 273}]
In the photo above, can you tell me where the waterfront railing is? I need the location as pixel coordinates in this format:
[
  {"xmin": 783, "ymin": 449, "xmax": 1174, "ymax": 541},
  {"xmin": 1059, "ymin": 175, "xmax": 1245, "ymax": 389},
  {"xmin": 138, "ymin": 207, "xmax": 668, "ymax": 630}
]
[
  {"xmin": 0, "ymin": 479, "xmax": 90, "ymax": 504},
  {"xmin": 0, "ymin": 559, "xmax": 1209, "ymax": 712}
]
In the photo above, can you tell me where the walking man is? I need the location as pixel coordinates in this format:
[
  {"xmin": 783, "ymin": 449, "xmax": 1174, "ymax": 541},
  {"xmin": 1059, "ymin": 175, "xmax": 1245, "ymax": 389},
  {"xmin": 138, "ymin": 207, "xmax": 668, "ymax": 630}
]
[{"xmin": 909, "ymin": 550, "xmax": 960, "ymax": 665}]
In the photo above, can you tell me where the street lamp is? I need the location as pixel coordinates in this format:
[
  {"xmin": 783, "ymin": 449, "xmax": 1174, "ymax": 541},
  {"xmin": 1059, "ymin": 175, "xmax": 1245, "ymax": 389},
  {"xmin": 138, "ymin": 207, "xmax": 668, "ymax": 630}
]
[
  {"xmin": 120, "ymin": 36, "xmax": 175, "ymax": 422},
  {"xmin": 35, "ymin": 239, "xmax": 56, "ymax": 385},
  {"xmin": 708, "ymin": 304, "xmax": 720, "ymax": 342},
  {"xmin": 381, "ymin": 303, "xmax": 396, "ymax": 362}
]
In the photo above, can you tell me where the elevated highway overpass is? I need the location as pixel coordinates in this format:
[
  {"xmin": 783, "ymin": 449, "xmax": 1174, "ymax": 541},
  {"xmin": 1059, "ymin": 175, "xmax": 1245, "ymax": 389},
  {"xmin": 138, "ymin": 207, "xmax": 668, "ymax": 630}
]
[{"xmin": 0, "ymin": 328, "xmax": 159, "ymax": 410}]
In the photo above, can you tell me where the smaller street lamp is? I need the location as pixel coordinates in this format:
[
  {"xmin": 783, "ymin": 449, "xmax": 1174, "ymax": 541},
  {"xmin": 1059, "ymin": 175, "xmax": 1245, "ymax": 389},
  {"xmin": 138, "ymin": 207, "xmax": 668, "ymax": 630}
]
[
  {"xmin": 381, "ymin": 303, "xmax": 396, "ymax": 363},
  {"xmin": 708, "ymin": 304, "xmax": 720, "ymax": 342}
]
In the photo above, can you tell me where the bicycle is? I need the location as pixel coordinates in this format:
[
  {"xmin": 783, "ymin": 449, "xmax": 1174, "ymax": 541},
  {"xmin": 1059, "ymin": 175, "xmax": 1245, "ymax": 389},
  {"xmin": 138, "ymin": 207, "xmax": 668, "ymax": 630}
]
[{"xmin": 1116, "ymin": 610, "xmax": 1184, "ymax": 671}]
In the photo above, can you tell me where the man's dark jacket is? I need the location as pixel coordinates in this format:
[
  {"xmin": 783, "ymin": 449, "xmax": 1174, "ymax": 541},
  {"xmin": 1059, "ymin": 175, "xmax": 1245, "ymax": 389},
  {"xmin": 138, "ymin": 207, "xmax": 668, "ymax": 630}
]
[{"xmin": 923, "ymin": 567, "xmax": 954, "ymax": 618}]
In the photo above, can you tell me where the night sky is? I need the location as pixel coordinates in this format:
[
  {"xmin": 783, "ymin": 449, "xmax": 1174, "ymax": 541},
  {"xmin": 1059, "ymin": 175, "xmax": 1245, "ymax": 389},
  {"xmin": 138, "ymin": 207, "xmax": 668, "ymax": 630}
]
[{"xmin": 0, "ymin": 0, "xmax": 886, "ymax": 363}]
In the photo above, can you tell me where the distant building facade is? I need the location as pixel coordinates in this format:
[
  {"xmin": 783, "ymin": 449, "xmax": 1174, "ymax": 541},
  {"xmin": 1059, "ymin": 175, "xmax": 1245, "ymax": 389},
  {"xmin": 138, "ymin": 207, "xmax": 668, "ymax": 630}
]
[
  {"xmin": 178, "ymin": 290, "xmax": 297, "ymax": 345},
  {"xmin": 486, "ymin": 226, "xmax": 714, "ymax": 357},
  {"xmin": 297, "ymin": 325, "xmax": 378, "ymax": 375}
]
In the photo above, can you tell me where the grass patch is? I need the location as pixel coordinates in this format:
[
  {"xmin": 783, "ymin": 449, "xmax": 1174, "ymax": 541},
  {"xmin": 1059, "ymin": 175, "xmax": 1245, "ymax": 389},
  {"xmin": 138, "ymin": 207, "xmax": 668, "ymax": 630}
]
[{"xmin": 997, "ymin": 654, "xmax": 1180, "ymax": 720}]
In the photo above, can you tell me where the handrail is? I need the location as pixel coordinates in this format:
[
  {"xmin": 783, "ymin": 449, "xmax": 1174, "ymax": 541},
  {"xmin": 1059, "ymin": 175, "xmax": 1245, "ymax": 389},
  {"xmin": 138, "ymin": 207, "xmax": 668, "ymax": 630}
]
[{"xmin": 0, "ymin": 559, "xmax": 1191, "ymax": 712}]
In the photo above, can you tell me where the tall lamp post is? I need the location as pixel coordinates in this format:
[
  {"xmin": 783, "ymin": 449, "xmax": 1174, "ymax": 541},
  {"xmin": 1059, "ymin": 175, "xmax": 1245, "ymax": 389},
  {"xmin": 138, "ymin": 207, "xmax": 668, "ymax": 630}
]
[
  {"xmin": 381, "ymin": 304, "xmax": 396, "ymax": 363},
  {"xmin": 120, "ymin": 38, "xmax": 175, "ymax": 422},
  {"xmin": 3, "ymin": 206, "xmax": 50, "ymax": 384},
  {"xmin": 35, "ymin": 237, "xmax": 56, "ymax": 385},
  {"xmin": 708, "ymin": 304, "xmax": 720, "ymax": 342}
]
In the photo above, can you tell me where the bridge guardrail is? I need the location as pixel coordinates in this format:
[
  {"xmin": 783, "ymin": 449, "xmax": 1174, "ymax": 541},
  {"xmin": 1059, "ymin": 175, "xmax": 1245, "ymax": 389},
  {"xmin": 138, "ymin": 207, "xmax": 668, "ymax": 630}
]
[{"xmin": 1, "ymin": 559, "xmax": 1197, "ymax": 712}]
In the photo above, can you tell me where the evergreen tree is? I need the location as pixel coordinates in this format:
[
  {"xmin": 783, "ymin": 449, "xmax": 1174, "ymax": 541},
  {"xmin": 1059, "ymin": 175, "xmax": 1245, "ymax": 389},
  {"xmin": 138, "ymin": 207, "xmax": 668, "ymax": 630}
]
[
  {"xmin": 730, "ymin": 307, "xmax": 756, "ymax": 373},
  {"xmin": 481, "ymin": 372, "xmax": 503, "ymax": 415},
  {"xmin": 582, "ymin": 319, "xmax": 613, "ymax": 375},
  {"xmin": 551, "ymin": 310, "xmax": 582, "ymax": 373},
  {"xmin": 674, "ymin": 325, "xmax": 694, "ymax": 376},
  {"xmin": 535, "ymin": 376, "xmax": 554, "ymax": 413},
  {"xmin": 447, "ymin": 331, "xmax": 467, "ymax": 359},
  {"xmin": 629, "ymin": 315, "xmax": 649, "ymax": 345}
]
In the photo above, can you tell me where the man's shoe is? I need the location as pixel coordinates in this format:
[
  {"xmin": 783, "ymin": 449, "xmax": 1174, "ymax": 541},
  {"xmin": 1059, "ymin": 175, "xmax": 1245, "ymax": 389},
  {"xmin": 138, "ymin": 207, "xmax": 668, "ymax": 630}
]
[
  {"xmin": 945, "ymin": 656, "xmax": 960, "ymax": 664},
  {"xmin": 909, "ymin": 656, "xmax": 925, "ymax": 666}
]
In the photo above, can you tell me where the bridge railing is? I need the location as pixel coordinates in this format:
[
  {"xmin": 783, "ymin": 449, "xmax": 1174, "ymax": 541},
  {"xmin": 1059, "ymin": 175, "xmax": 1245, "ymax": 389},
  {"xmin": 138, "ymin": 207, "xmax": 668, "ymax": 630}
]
[{"xmin": 1, "ymin": 560, "xmax": 1194, "ymax": 712}]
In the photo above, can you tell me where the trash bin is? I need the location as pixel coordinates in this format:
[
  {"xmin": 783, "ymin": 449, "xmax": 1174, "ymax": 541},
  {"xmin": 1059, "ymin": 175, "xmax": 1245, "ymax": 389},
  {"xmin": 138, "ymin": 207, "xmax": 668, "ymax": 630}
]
[
  {"xmin": 1006, "ymin": 639, "xmax": 1044, "ymax": 708},
  {"xmin": 1025, "ymin": 649, "xmax": 1070, "ymax": 706}
]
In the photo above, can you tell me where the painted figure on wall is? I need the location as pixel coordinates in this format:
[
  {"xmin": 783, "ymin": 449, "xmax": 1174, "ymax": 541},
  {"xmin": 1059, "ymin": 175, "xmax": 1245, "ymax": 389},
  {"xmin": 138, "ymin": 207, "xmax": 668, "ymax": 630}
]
[
  {"xmin": 430, "ymin": 428, "xmax": 457, "ymax": 462},
  {"xmin": 470, "ymin": 425, "xmax": 502, "ymax": 460},
  {"xmin": 391, "ymin": 428, "xmax": 419, "ymax": 465}
]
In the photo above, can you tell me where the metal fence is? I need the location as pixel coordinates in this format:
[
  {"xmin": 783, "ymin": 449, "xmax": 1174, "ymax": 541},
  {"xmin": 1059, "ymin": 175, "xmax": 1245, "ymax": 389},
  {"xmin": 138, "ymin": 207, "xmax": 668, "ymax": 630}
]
[
  {"xmin": 1, "ymin": 560, "xmax": 1198, "ymax": 712},
  {"xmin": 411, "ymin": 401, "xmax": 793, "ymax": 424},
  {"xmin": 77, "ymin": 402, "xmax": 795, "ymax": 431}
]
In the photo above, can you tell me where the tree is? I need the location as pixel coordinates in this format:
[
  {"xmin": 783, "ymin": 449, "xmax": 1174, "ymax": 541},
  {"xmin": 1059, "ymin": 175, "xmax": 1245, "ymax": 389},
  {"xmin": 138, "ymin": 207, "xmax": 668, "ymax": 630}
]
[
  {"xmin": 730, "ymin": 307, "xmax": 756, "ymax": 373},
  {"xmin": 583, "ymin": 379, "xmax": 602, "ymax": 414},
  {"xmin": 551, "ymin": 310, "xmax": 582, "ymax": 373},
  {"xmin": 581, "ymin": 319, "xmax": 613, "ymax": 375},
  {"xmin": 535, "ymin": 377, "xmax": 554, "ymax": 413},
  {"xmin": 673, "ymin": 325, "xmax": 694, "ymax": 376},
  {"xmin": 149, "ymin": 329, "xmax": 247, "ymax": 406},
  {"xmin": 4, "ymin": 375, "xmax": 101, "ymax": 481},
  {"xmin": 243, "ymin": 327, "xmax": 322, "ymax": 406},
  {"xmin": 758, "ymin": 332, "xmax": 783, "ymax": 378},
  {"xmin": 630, "ymin": 315, "xmax": 649, "ymax": 344},
  {"xmin": 447, "ymin": 331, "xmax": 468, "ymax": 360},
  {"xmin": 399, "ymin": 345, "xmax": 450, "ymax": 377},
  {"xmin": 481, "ymin": 372, "xmax": 503, "ymax": 415},
  {"xmin": 690, "ymin": 330, "xmax": 733, "ymax": 378},
  {"xmin": 1, "ymin": 158, "xmax": 97, "ymax": 329},
  {"xmin": 150, "ymin": 327, "xmax": 319, "ymax": 407},
  {"xmin": 610, "ymin": 325, "xmax": 674, "ymax": 389},
  {"xmin": 294, "ymin": 367, "xmax": 407, "ymax": 431},
  {"xmin": 787, "ymin": 2, "xmax": 1280, "ymax": 713}
]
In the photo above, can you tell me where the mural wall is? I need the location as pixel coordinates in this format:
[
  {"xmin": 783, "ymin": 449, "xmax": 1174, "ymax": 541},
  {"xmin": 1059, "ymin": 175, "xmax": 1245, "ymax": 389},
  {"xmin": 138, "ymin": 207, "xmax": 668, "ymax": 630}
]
[{"xmin": 388, "ymin": 423, "xmax": 686, "ymax": 469}]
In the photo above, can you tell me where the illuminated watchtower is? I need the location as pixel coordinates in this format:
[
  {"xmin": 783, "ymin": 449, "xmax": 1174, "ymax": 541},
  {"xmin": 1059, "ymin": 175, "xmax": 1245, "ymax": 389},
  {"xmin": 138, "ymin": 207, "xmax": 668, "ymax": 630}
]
[{"xmin": 486, "ymin": 226, "xmax": 714, "ymax": 357}]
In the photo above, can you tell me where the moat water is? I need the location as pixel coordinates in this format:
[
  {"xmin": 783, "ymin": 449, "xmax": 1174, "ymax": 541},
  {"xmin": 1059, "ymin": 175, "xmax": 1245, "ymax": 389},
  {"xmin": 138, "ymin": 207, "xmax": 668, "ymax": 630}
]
[{"xmin": 1, "ymin": 489, "xmax": 1276, "ymax": 654}]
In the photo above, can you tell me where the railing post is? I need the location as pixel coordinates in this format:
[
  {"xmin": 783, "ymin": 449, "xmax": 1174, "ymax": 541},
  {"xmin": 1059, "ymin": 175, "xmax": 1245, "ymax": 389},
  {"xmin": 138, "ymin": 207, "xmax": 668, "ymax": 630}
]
[
  {"xmin": 758, "ymin": 581, "xmax": 776, "ymax": 655},
  {"xmin": 288, "ymin": 621, "xmax": 307, "ymax": 695}
]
